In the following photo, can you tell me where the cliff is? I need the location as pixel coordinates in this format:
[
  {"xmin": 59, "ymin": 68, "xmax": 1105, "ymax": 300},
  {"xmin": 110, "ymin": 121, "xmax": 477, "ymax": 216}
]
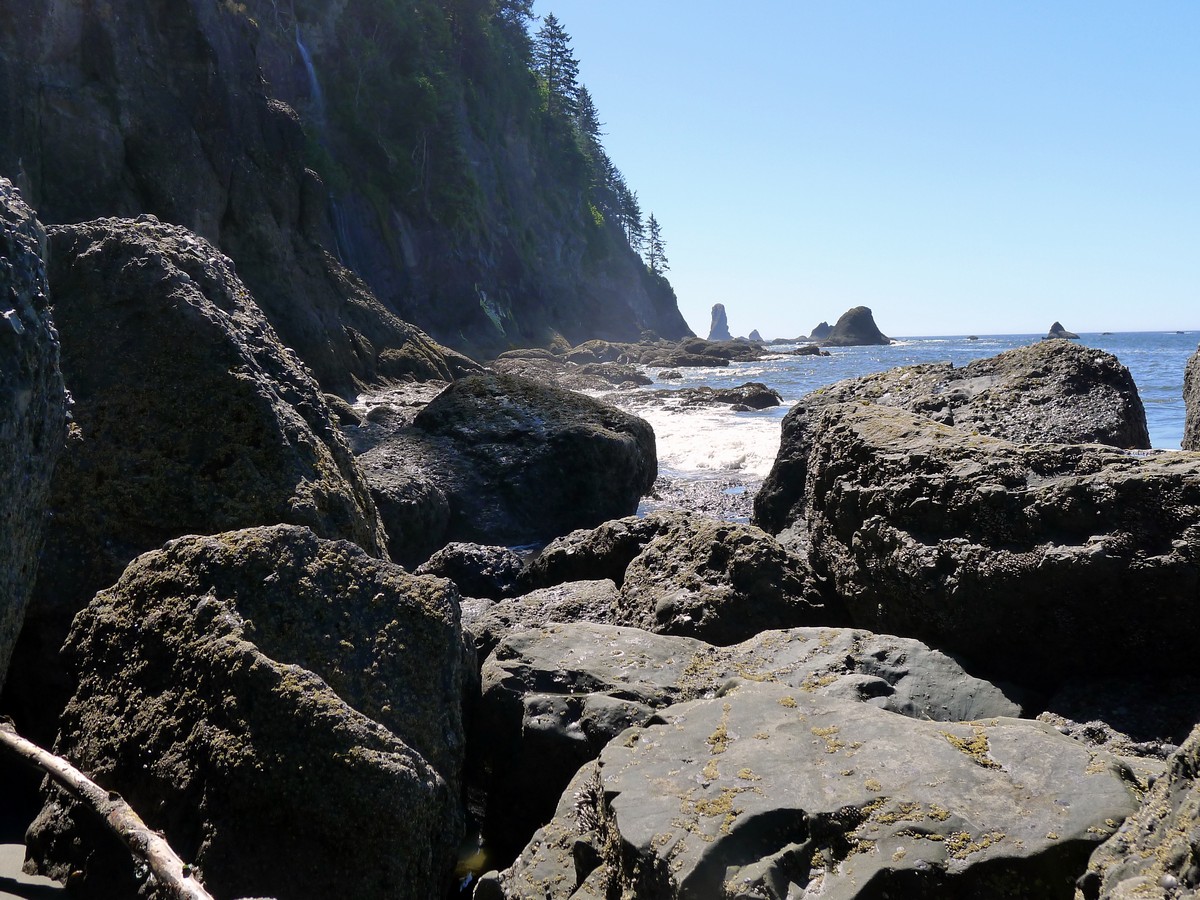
[{"xmin": 0, "ymin": 0, "xmax": 691, "ymax": 383}]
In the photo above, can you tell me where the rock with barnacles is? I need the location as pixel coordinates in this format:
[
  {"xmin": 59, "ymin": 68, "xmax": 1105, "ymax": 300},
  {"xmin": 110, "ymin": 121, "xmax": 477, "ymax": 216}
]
[
  {"xmin": 496, "ymin": 682, "xmax": 1141, "ymax": 899},
  {"xmin": 1079, "ymin": 724, "xmax": 1200, "ymax": 899},
  {"xmin": 755, "ymin": 340, "xmax": 1150, "ymax": 538},
  {"xmin": 24, "ymin": 525, "xmax": 468, "ymax": 900},
  {"xmin": 801, "ymin": 402, "xmax": 1200, "ymax": 687},
  {"xmin": 472, "ymin": 622, "xmax": 1022, "ymax": 864}
]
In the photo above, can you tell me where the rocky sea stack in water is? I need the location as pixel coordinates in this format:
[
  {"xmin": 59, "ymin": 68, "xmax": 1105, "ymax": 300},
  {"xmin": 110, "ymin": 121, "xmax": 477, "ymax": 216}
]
[
  {"xmin": 819, "ymin": 305, "xmax": 891, "ymax": 346},
  {"xmin": 707, "ymin": 303, "xmax": 733, "ymax": 341}
]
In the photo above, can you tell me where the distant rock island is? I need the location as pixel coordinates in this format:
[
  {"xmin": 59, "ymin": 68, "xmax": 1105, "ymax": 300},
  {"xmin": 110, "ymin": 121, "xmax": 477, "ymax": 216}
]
[
  {"xmin": 748, "ymin": 329, "xmax": 763, "ymax": 342},
  {"xmin": 820, "ymin": 306, "xmax": 891, "ymax": 346},
  {"xmin": 809, "ymin": 321, "xmax": 833, "ymax": 341},
  {"xmin": 707, "ymin": 303, "xmax": 733, "ymax": 342},
  {"xmin": 1047, "ymin": 321, "xmax": 1080, "ymax": 340}
]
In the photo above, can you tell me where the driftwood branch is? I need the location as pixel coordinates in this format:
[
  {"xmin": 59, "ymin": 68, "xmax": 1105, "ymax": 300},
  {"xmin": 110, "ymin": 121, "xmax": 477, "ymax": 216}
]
[{"xmin": 0, "ymin": 717, "xmax": 216, "ymax": 900}]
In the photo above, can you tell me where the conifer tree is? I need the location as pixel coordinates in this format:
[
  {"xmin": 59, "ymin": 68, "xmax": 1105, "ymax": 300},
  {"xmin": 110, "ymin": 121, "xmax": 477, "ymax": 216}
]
[
  {"xmin": 575, "ymin": 85, "xmax": 603, "ymax": 146},
  {"xmin": 533, "ymin": 13, "xmax": 580, "ymax": 117},
  {"xmin": 645, "ymin": 213, "xmax": 668, "ymax": 274}
]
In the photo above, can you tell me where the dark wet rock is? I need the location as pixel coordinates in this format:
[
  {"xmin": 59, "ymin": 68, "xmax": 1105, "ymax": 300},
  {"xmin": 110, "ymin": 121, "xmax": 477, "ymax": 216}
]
[
  {"xmin": 461, "ymin": 580, "xmax": 621, "ymax": 662},
  {"xmin": 498, "ymin": 681, "xmax": 1139, "ymax": 900},
  {"xmin": 755, "ymin": 340, "xmax": 1152, "ymax": 536},
  {"xmin": 5, "ymin": 216, "xmax": 386, "ymax": 743},
  {"xmin": 1081, "ymin": 725, "xmax": 1200, "ymax": 900},
  {"xmin": 707, "ymin": 303, "xmax": 733, "ymax": 342},
  {"xmin": 475, "ymin": 623, "xmax": 1022, "ymax": 869},
  {"xmin": 749, "ymin": 329, "xmax": 763, "ymax": 342},
  {"xmin": 616, "ymin": 511, "xmax": 840, "ymax": 644},
  {"xmin": 656, "ymin": 369, "xmax": 682, "ymax": 379},
  {"xmin": 490, "ymin": 353, "xmax": 650, "ymax": 392},
  {"xmin": 804, "ymin": 402, "xmax": 1200, "ymax": 686},
  {"xmin": 415, "ymin": 542, "xmax": 525, "ymax": 601},
  {"xmin": 790, "ymin": 343, "xmax": 830, "ymax": 356},
  {"xmin": 23, "ymin": 525, "xmax": 468, "ymax": 900},
  {"xmin": 358, "ymin": 374, "xmax": 656, "ymax": 558},
  {"xmin": 810, "ymin": 321, "xmax": 833, "ymax": 340},
  {"xmin": 1183, "ymin": 345, "xmax": 1200, "ymax": 450},
  {"xmin": 653, "ymin": 382, "xmax": 782, "ymax": 410},
  {"xmin": 521, "ymin": 510, "xmax": 839, "ymax": 645},
  {"xmin": 820, "ymin": 306, "xmax": 891, "ymax": 346},
  {"xmin": 520, "ymin": 514, "xmax": 674, "ymax": 591},
  {"xmin": 1048, "ymin": 321, "xmax": 1081, "ymax": 340},
  {"xmin": 0, "ymin": 180, "xmax": 67, "ymax": 693}
]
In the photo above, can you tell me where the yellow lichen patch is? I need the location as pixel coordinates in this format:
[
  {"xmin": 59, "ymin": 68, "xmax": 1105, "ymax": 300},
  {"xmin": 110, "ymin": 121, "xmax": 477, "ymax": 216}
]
[
  {"xmin": 893, "ymin": 848, "xmax": 907, "ymax": 862},
  {"xmin": 706, "ymin": 703, "xmax": 733, "ymax": 755},
  {"xmin": 800, "ymin": 672, "xmax": 842, "ymax": 693},
  {"xmin": 753, "ymin": 731, "xmax": 770, "ymax": 740},
  {"xmin": 1046, "ymin": 832, "xmax": 1059, "ymax": 841},
  {"xmin": 864, "ymin": 778, "xmax": 883, "ymax": 792},
  {"xmin": 737, "ymin": 768, "xmax": 761, "ymax": 781},
  {"xmin": 852, "ymin": 839, "xmax": 877, "ymax": 856},
  {"xmin": 941, "ymin": 726, "xmax": 1003, "ymax": 769},
  {"xmin": 1085, "ymin": 753, "xmax": 1110, "ymax": 775},
  {"xmin": 945, "ymin": 830, "xmax": 1006, "ymax": 860},
  {"xmin": 702, "ymin": 758, "xmax": 720, "ymax": 781},
  {"xmin": 689, "ymin": 788, "xmax": 742, "ymax": 834},
  {"xmin": 873, "ymin": 801, "xmax": 927, "ymax": 825},
  {"xmin": 812, "ymin": 724, "xmax": 846, "ymax": 753},
  {"xmin": 779, "ymin": 695, "xmax": 798, "ymax": 708},
  {"xmin": 928, "ymin": 803, "xmax": 952, "ymax": 822}
]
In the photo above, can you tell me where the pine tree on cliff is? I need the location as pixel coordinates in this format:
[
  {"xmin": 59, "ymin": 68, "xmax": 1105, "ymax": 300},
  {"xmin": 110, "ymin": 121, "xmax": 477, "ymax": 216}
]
[
  {"xmin": 534, "ymin": 13, "xmax": 580, "ymax": 117},
  {"xmin": 646, "ymin": 213, "xmax": 669, "ymax": 274},
  {"xmin": 494, "ymin": 0, "xmax": 536, "ymax": 61}
]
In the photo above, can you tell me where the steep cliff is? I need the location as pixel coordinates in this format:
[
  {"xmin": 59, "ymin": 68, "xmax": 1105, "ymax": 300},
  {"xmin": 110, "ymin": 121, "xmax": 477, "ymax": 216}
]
[{"xmin": 0, "ymin": 0, "xmax": 690, "ymax": 377}]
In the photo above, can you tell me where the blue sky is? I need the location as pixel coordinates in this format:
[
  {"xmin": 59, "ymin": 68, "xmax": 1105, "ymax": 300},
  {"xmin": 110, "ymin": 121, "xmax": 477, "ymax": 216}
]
[{"xmin": 532, "ymin": 1, "xmax": 1198, "ymax": 339}]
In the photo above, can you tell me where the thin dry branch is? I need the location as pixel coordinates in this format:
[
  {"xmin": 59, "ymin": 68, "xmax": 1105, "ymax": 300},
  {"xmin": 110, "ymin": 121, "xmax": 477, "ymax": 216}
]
[{"xmin": 0, "ymin": 717, "xmax": 216, "ymax": 900}]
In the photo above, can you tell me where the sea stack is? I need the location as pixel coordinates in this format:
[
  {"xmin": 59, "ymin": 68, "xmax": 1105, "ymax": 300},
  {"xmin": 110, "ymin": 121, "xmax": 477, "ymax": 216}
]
[
  {"xmin": 707, "ymin": 303, "xmax": 733, "ymax": 342},
  {"xmin": 809, "ymin": 321, "xmax": 833, "ymax": 341},
  {"xmin": 820, "ymin": 306, "xmax": 891, "ymax": 346},
  {"xmin": 1047, "ymin": 321, "xmax": 1080, "ymax": 339},
  {"xmin": 749, "ymin": 329, "xmax": 763, "ymax": 342}
]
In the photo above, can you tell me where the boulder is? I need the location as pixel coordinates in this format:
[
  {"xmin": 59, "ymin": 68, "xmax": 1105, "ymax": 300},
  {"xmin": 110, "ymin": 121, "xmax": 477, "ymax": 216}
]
[
  {"xmin": 0, "ymin": 180, "xmax": 67, "ymax": 693},
  {"xmin": 1080, "ymin": 725, "xmax": 1200, "ymax": 899},
  {"xmin": 804, "ymin": 402, "xmax": 1200, "ymax": 686},
  {"xmin": 461, "ymin": 580, "xmax": 621, "ymax": 662},
  {"xmin": 358, "ymin": 374, "xmax": 656, "ymax": 557},
  {"xmin": 791, "ymin": 343, "xmax": 829, "ymax": 356},
  {"xmin": 24, "ymin": 525, "xmax": 468, "ymax": 900},
  {"xmin": 819, "ymin": 306, "xmax": 891, "ymax": 346},
  {"xmin": 1183, "ymin": 345, "xmax": 1200, "ymax": 450},
  {"xmin": 473, "ymin": 621, "xmax": 1024, "ymax": 862},
  {"xmin": 1048, "ymin": 321, "xmax": 1081, "ymax": 340},
  {"xmin": 654, "ymin": 382, "xmax": 782, "ymax": 410},
  {"xmin": 4, "ymin": 217, "xmax": 386, "ymax": 742},
  {"xmin": 415, "ymin": 542, "xmax": 525, "ymax": 600},
  {"xmin": 520, "ymin": 514, "xmax": 675, "ymax": 591},
  {"xmin": 755, "ymin": 340, "xmax": 1152, "ymax": 536},
  {"xmin": 616, "ymin": 511, "xmax": 840, "ymax": 644},
  {"xmin": 498, "ymin": 682, "xmax": 1140, "ymax": 899},
  {"xmin": 707, "ymin": 303, "xmax": 733, "ymax": 342}
]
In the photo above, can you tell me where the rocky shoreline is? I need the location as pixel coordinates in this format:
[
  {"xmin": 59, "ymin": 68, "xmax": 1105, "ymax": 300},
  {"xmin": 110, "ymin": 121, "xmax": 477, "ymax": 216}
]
[{"xmin": 3, "ymin": 175, "xmax": 1200, "ymax": 899}]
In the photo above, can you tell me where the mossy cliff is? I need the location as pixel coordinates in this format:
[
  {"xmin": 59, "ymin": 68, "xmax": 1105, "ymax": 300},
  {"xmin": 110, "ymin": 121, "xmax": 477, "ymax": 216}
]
[{"xmin": 0, "ymin": 0, "xmax": 691, "ymax": 377}]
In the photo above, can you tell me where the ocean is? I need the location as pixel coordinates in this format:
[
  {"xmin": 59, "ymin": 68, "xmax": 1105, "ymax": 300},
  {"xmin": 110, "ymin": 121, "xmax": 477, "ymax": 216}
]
[{"xmin": 615, "ymin": 332, "xmax": 1198, "ymax": 486}]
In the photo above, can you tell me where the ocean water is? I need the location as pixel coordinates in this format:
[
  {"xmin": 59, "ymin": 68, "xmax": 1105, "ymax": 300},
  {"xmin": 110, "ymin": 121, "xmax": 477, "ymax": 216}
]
[{"xmin": 616, "ymin": 332, "xmax": 1198, "ymax": 482}]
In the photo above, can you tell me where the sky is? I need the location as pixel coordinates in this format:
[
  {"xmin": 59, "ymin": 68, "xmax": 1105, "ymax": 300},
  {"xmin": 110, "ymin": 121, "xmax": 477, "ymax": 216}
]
[{"xmin": 531, "ymin": 1, "xmax": 1198, "ymax": 339}]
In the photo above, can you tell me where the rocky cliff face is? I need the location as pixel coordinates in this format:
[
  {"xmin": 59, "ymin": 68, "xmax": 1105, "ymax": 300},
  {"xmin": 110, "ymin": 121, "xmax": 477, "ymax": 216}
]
[{"xmin": 0, "ymin": 0, "xmax": 691, "ymax": 378}]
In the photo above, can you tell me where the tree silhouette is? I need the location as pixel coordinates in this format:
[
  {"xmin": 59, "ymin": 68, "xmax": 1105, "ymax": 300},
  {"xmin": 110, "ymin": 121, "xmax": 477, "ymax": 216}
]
[
  {"xmin": 646, "ymin": 213, "xmax": 668, "ymax": 274},
  {"xmin": 533, "ymin": 13, "xmax": 579, "ymax": 117}
]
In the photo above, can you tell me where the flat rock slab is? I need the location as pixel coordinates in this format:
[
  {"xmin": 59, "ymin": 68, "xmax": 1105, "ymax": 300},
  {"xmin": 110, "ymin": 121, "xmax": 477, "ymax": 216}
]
[
  {"xmin": 501, "ymin": 683, "xmax": 1142, "ymax": 899},
  {"xmin": 474, "ymin": 623, "xmax": 1021, "ymax": 862}
]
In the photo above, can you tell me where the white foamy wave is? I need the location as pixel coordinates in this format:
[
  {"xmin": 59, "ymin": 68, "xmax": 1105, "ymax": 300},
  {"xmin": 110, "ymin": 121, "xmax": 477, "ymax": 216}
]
[{"xmin": 623, "ymin": 401, "xmax": 782, "ymax": 478}]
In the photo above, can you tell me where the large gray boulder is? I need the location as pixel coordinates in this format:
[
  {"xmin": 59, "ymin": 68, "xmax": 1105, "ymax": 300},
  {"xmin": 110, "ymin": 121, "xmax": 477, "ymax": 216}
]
[
  {"xmin": 805, "ymin": 402, "xmax": 1200, "ymax": 686},
  {"xmin": 25, "ymin": 525, "xmax": 468, "ymax": 900},
  {"xmin": 4, "ymin": 216, "xmax": 387, "ymax": 741},
  {"xmin": 0, "ymin": 180, "xmax": 67, "ymax": 693},
  {"xmin": 474, "ymin": 622, "xmax": 1022, "ymax": 864},
  {"xmin": 1184, "ymin": 346, "xmax": 1200, "ymax": 450},
  {"xmin": 358, "ymin": 374, "xmax": 656, "ymax": 561},
  {"xmin": 1080, "ymin": 725, "xmax": 1200, "ymax": 899},
  {"xmin": 755, "ymin": 340, "xmax": 1151, "ymax": 536},
  {"xmin": 498, "ymin": 682, "xmax": 1140, "ymax": 899}
]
